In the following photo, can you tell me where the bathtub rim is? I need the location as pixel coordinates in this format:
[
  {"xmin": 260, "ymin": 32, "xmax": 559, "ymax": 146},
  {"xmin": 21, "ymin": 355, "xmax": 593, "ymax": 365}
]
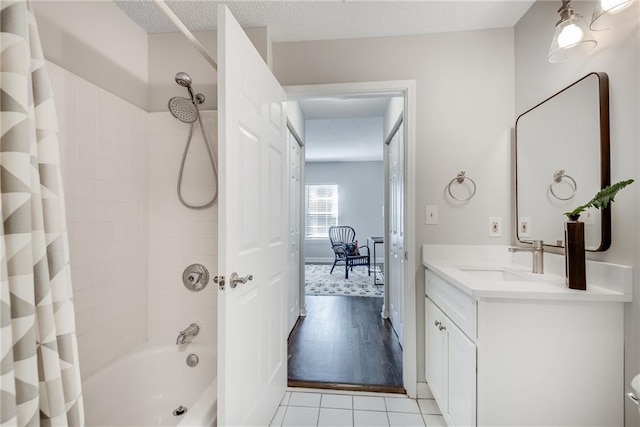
[{"xmin": 82, "ymin": 340, "xmax": 217, "ymax": 427}]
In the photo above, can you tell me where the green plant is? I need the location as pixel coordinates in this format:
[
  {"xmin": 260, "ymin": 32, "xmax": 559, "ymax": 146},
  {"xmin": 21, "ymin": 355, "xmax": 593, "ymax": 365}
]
[{"xmin": 564, "ymin": 179, "xmax": 634, "ymax": 220}]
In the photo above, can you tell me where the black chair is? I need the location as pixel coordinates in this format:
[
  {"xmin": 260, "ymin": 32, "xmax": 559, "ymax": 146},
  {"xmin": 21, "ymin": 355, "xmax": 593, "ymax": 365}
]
[{"xmin": 328, "ymin": 226, "xmax": 371, "ymax": 279}]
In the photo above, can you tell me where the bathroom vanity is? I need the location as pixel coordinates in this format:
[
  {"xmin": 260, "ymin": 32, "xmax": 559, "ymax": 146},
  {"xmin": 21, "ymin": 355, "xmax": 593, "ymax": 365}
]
[{"xmin": 423, "ymin": 245, "xmax": 632, "ymax": 427}]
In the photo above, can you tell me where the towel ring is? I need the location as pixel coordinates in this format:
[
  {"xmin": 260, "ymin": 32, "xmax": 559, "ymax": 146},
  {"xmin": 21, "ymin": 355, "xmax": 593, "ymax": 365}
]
[
  {"xmin": 447, "ymin": 171, "xmax": 477, "ymax": 202},
  {"xmin": 550, "ymin": 170, "xmax": 577, "ymax": 201}
]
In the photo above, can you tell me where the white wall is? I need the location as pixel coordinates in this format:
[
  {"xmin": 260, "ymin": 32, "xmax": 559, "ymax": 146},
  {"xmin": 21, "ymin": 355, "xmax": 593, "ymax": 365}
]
[
  {"xmin": 514, "ymin": 2, "xmax": 639, "ymax": 424},
  {"xmin": 32, "ymin": 1, "xmax": 148, "ymax": 110},
  {"xmin": 47, "ymin": 61, "xmax": 148, "ymax": 379},
  {"xmin": 147, "ymin": 28, "xmax": 271, "ymax": 112},
  {"xmin": 274, "ymin": 28, "xmax": 515, "ymax": 381},
  {"xmin": 146, "ymin": 113, "xmax": 218, "ymax": 345},
  {"xmin": 305, "ymin": 161, "xmax": 384, "ymax": 262},
  {"xmin": 35, "ymin": 0, "xmax": 151, "ymax": 380}
]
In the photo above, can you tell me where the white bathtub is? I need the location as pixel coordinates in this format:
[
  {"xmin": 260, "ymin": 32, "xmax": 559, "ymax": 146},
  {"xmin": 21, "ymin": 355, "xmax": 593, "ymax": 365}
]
[{"xmin": 83, "ymin": 341, "xmax": 216, "ymax": 427}]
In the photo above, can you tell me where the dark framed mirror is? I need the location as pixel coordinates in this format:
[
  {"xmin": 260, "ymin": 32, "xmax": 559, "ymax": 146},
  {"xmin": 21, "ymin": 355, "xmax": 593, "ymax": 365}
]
[{"xmin": 515, "ymin": 72, "xmax": 610, "ymax": 251}]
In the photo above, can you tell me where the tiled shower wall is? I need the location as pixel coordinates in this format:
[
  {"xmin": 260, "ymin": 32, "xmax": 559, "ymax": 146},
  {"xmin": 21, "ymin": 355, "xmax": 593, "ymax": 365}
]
[
  {"xmin": 146, "ymin": 112, "xmax": 218, "ymax": 345},
  {"xmin": 47, "ymin": 61, "xmax": 148, "ymax": 378}
]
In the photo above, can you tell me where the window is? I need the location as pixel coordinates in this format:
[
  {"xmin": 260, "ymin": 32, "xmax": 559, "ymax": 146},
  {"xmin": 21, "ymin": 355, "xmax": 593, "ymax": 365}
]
[{"xmin": 305, "ymin": 184, "xmax": 338, "ymax": 238}]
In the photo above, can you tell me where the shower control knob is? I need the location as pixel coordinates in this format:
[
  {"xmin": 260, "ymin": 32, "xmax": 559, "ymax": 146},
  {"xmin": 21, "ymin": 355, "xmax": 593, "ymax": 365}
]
[
  {"xmin": 187, "ymin": 272, "xmax": 202, "ymax": 283},
  {"xmin": 182, "ymin": 264, "xmax": 209, "ymax": 292}
]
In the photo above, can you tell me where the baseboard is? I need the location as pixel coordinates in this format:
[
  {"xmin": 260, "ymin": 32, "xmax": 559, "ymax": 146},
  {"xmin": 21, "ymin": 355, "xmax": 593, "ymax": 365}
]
[{"xmin": 416, "ymin": 382, "xmax": 434, "ymax": 399}]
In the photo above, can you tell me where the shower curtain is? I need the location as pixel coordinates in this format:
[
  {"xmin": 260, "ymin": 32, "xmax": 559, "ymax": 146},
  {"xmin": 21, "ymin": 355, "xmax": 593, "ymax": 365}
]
[{"xmin": 1, "ymin": 1, "xmax": 84, "ymax": 425}]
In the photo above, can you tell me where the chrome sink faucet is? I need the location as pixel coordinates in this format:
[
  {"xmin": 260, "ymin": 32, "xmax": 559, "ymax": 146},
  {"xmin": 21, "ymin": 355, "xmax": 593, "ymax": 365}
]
[
  {"xmin": 176, "ymin": 323, "xmax": 200, "ymax": 345},
  {"xmin": 508, "ymin": 240, "xmax": 544, "ymax": 274}
]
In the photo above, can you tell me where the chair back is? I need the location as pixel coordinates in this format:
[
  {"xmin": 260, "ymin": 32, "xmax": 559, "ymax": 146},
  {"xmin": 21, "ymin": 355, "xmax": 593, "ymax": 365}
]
[{"xmin": 329, "ymin": 226, "xmax": 356, "ymax": 246}]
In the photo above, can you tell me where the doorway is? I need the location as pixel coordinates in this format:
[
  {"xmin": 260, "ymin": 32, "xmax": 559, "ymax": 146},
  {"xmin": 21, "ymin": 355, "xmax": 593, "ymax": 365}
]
[{"xmin": 284, "ymin": 81, "xmax": 416, "ymax": 395}]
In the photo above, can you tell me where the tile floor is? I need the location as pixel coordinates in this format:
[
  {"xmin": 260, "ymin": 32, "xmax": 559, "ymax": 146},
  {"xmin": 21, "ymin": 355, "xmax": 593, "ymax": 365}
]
[{"xmin": 270, "ymin": 388, "xmax": 446, "ymax": 427}]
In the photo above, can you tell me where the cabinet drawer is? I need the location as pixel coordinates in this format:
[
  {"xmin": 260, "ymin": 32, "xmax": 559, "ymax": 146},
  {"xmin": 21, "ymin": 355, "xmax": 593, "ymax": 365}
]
[{"xmin": 426, "ymin": 270, "xmax": 477, "ymax": 339}]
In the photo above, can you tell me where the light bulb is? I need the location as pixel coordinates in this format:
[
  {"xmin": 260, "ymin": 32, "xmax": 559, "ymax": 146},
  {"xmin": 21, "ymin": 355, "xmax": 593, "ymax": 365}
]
[
  {"xmin": 557, "ymin": 23, "xmax": 584, "ymax": 47},
  {"xmin": 600, "ymin": 0, "xmax": 633, "ymax": 13}
]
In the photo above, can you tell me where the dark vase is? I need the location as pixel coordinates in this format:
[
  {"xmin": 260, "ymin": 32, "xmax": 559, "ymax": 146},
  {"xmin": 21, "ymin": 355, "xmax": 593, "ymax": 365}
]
[{"xmin": 565, "ymin": 217, "xmax": 586, "ymax": 290}]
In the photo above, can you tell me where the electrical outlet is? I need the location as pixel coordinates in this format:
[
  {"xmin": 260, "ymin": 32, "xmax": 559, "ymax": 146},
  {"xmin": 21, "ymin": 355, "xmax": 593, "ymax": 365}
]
[
  {"xmin": 425, "ymin": 205, "xmax": 439, "ymax": 225},
  {"xmin": 489, "ymin": 217, "xmax": 502, "ymax": 237},
  {"xmin": 519, "ymin": 217, "xmax": 531, "ymax": 237},
  {"xmin": 583, "ymin": 208, "xmax": 596, "ymax": 225}
]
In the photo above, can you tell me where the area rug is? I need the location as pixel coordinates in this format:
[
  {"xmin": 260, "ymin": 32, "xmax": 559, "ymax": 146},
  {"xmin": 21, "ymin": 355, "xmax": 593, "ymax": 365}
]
[{"xmin": 305, "ymin": 263, "xmax": 384, "ymax": 297}]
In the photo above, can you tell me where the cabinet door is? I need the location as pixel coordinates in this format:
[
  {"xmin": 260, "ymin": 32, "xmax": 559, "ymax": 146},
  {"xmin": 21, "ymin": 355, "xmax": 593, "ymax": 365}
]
[
  {"xmin": 425, "ymin": 298, "xmax": 448, "ymax": 409},
  {"xmin": 446, "ymin": 318, "xmax": 476, "ymax": 427}
]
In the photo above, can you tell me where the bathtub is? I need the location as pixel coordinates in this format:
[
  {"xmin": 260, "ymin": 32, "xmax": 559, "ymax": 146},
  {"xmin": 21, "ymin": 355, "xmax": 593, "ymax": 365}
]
[{"xmin": 83, "ymin": 341, "xmax": 216, "ymax": 426}]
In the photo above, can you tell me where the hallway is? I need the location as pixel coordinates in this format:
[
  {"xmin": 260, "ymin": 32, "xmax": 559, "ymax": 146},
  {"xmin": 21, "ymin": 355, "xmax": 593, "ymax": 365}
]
[{"xmin": 288, "ymin": 296, "xmax": 403, "ymax": 391}]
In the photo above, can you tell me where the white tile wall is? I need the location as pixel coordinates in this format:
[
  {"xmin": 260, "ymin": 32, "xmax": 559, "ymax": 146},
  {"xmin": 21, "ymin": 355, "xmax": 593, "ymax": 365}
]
[
  {"xmin": 47, "ymin": 61, "xmax": 148, "ymax": 378},
  {"xmin": 146, "ymin": 112, "xmax": 218, "ymax": 345}
]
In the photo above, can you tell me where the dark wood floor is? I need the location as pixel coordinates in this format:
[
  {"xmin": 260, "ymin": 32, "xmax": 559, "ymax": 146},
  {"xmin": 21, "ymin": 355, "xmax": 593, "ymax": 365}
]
[{"xmin": 287, "ymin": 295, "xmax": 404, "ymax": 392}]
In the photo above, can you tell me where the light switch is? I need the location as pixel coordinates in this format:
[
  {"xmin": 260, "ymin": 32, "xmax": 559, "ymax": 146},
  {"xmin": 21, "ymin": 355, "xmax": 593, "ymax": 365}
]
[{"xmin": 426, "ymin": 205, "xmax": 439, "ymax": 225}]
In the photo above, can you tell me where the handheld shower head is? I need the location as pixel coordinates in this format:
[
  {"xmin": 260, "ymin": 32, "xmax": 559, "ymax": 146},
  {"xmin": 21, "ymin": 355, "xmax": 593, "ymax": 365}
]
[
  {"xmin": 168, "ymin": 97, "xmax": 197, "ymax": 123},
  {"xmin": 175, "ymin": 72, "xmax": 192, "ymax": 88}
]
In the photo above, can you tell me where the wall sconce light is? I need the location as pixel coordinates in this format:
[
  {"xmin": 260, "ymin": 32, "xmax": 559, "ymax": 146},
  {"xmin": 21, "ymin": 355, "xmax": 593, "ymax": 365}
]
[
  {"xmin": 590, "ymin": 0, "xmax": 640, "ymax": 30},
  {"xmin": 548, "ymin": 0, "xmax": 597, "ymax": 63}
]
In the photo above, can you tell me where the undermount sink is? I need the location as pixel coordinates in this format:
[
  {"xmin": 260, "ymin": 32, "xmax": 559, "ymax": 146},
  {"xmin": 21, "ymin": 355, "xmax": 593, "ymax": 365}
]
[{"xmin": 459, "ymin": 268, "xmax": 534, "ymax": 282}]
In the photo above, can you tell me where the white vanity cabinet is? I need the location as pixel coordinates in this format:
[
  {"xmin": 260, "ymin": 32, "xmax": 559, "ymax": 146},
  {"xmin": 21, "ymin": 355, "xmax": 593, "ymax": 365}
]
[
  {"xmin": 425, "ymin": 297, "xmax": 476, "ymax": 427},
  {"xmin": 425, "ymin": 268, "xmax": 625, "ymax": 427}
]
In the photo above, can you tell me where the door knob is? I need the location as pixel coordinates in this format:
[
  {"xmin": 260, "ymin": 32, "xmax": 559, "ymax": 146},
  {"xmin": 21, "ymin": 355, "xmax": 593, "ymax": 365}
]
[{"xmin": 229, "ymin": 272, "xmax": 253, "ymax": 289}]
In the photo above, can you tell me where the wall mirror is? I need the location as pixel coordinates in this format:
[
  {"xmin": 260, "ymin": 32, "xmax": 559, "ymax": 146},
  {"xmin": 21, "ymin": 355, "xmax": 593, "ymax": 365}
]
[{"xmin": 515, "ymin": 72, "xmax": 610, "ymax": 251}]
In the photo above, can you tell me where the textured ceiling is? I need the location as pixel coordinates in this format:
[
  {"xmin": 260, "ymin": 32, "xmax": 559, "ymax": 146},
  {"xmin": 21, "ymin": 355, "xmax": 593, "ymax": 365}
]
[
  {"xmin": 114, "ymin": 1, "xmax": 535, "ymax": 163},
  {"xmin": 305, "ymin": 117, "xmax": 384, "ymax": 163},
  {"xmin": 115, "ymin": 1, "xmax": 536, "ymax": 42},
  {"xmin": 299, "ymin": 97, "xmax": 391, "ymax": 120},
  {"xmin": 301, "ymin": 96, "xmax": 392, "ymax": 162}
]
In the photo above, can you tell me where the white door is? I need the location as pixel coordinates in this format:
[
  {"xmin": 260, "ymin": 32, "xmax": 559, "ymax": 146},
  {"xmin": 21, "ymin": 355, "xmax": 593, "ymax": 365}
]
[
  {"xmin": 217, "ymin": 5, "xmax": 288, "ymax": 426},
  {"xmin": 287, "ymin": 129, "xmax": 301, "ymax": 333},
  {"xmin": 388, "ymin": 120, "xmax": 405, "ymax": 342}
]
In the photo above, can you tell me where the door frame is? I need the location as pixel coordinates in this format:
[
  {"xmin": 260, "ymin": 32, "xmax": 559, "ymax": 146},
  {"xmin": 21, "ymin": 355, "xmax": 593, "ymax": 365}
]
[{"xmin": 285, "ymin": 80, "xmax": 417, "ymax": 397}]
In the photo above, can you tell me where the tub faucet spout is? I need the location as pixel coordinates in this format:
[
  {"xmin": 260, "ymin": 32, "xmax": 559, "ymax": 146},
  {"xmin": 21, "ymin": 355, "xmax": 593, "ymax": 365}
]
[{"xmin": 176, "ymin": 323, "xmax": 200, "ymax": 345}]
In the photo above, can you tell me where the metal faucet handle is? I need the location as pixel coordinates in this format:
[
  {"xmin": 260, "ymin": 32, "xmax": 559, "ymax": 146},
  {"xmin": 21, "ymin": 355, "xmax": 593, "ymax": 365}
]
[
  {"xmin": 509, "ymin": 240, "xmax": 544, "ymax": 252},
  {"xmin": 509, "ymin": 240, "xmax": 544, "ymax": 274}
]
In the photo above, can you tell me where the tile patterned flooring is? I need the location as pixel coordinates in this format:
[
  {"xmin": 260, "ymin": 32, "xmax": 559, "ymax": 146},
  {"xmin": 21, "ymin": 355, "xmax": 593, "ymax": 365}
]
[{"xmin": 270, "ymin": 388, "xmax": 446, "ymax": 427}]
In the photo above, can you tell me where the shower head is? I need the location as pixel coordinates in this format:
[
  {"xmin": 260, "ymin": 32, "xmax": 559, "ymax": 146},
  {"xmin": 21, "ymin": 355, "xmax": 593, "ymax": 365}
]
[
  {"xmin": 169, "ymin": 97, "xmax": 197, "ymax": 123},
  {"xmin": 175, "ymin": 72, "xmax": 192, "ymax": 88}
]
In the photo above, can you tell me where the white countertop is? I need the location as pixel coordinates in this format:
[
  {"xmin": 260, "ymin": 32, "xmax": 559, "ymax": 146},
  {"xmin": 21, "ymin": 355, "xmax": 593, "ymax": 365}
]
[{"xmin": 423, "ymin": 245, "xmax": 632, "ymax": 302}]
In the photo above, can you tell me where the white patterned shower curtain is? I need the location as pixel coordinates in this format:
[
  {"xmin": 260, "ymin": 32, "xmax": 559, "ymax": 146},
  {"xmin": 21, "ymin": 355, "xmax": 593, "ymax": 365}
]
[{"xmin": 0, "ymin": 0, "xmax": 84, "ymax": 425}]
